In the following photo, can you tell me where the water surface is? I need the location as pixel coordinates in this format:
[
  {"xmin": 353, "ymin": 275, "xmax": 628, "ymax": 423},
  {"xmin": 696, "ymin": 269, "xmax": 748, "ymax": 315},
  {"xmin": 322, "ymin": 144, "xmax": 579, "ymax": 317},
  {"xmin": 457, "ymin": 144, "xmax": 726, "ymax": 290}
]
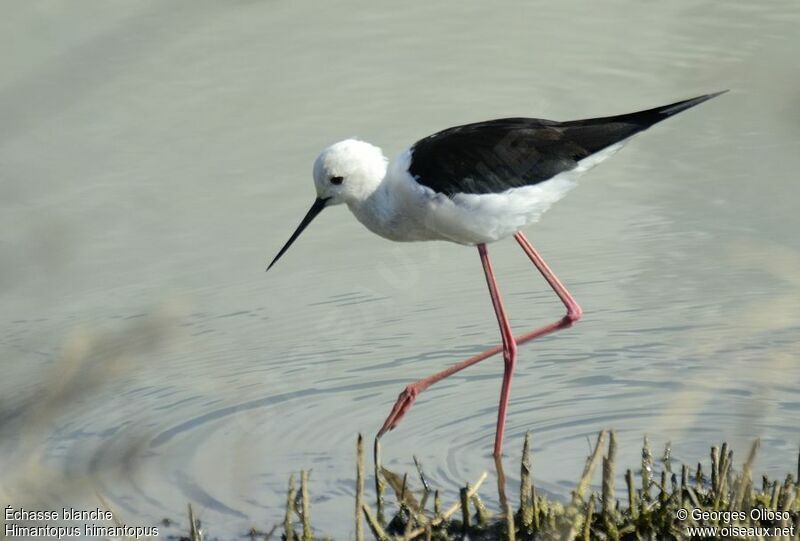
[{"xmin": 1, "ymin": 1, "xmax": 799, "ymax": 537}]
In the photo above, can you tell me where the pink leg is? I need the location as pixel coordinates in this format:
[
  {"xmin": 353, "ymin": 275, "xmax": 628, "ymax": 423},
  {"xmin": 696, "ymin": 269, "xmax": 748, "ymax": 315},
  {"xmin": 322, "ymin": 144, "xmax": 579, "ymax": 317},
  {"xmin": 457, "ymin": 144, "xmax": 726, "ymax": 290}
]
[
  {"xmin": 376, "ymin": 231, "xmax": 582, "ymax": 457},
  {"xmin": 477, "ymin": 243, "xmax": 518, "ymax": 457}
]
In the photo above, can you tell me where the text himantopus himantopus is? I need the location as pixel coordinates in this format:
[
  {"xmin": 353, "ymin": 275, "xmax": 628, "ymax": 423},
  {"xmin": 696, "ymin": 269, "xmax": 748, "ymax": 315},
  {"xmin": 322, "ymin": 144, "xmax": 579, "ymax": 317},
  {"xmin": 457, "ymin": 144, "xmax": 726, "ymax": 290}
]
[{"xmin": 268, "ymin": 91, "xmax": 726, "ymax": 457}]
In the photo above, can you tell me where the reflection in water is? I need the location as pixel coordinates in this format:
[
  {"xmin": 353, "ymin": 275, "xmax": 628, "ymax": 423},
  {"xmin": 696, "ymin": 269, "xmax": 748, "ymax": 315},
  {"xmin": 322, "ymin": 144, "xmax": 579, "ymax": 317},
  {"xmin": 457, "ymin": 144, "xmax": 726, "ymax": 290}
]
[{"xmin": 1, "ymin": 0, "xmax": 799, "ymax": 537}]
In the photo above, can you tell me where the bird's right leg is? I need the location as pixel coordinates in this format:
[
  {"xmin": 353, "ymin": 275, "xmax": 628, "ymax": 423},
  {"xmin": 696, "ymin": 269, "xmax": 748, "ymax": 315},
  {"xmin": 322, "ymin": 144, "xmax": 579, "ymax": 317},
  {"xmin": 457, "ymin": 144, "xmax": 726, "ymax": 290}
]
[{"xmin": 376, "ymin": 244, "xmax": 515, "ymax": 444}]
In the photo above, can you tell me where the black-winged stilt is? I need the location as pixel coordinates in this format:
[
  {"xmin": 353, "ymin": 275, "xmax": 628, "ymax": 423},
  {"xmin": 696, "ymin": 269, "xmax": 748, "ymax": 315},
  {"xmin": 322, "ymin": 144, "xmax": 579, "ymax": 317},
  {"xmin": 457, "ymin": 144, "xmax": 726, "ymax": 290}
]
[{"xmin": 268, "ymin": 91, "xmax": 726, "ymax": 457}]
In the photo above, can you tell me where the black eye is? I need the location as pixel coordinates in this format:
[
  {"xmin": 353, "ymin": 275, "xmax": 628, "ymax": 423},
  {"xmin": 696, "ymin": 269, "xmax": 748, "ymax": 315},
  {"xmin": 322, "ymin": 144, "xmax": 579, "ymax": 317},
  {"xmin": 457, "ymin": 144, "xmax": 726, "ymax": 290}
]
[{"xmin": 330, "ymin": 176, "xmax": 344, "ymax": 185}]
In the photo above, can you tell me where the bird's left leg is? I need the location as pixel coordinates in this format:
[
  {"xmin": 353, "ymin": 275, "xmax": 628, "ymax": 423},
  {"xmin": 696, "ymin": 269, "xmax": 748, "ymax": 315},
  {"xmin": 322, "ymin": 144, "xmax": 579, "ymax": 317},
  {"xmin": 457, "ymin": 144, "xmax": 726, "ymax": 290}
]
[
  {"xmin": 477, "ymin": 243, "xmax": 518, "ymax": 458},
  {"xmin": 376, "ymin": 244, "xmax": 518, "ymax": 457}
]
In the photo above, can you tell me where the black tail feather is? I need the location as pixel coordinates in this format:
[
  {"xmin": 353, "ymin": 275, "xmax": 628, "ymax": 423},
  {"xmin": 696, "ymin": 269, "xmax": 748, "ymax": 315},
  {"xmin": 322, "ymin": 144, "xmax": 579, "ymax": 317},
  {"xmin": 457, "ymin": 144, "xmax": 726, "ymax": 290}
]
[
  {"xmin": 572, "ymin": 90, "xmax": 729, "ymax": 129},
  {"xmin": 559, "ymin": 90, "xmax": 728, "ymax": 155}
]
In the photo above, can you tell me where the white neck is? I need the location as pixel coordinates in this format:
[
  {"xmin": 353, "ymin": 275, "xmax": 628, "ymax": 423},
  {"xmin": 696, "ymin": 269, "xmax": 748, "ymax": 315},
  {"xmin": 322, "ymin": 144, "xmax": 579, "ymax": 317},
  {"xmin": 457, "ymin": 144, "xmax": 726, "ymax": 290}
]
[
  {"xmin": 345, "ymin": 151, "xmax": 438, "ymax": 243},
  {"xmin": 346, "ymin": 177, "xmax": 396, "ymax": 238}
]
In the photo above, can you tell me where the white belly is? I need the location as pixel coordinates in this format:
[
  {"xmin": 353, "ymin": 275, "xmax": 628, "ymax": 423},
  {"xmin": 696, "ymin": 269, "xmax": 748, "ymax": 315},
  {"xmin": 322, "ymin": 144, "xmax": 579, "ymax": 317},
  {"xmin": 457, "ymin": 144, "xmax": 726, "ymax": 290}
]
[{"xmin": 426, "ymin": 174, "xmax": 579, "ymax": 244}]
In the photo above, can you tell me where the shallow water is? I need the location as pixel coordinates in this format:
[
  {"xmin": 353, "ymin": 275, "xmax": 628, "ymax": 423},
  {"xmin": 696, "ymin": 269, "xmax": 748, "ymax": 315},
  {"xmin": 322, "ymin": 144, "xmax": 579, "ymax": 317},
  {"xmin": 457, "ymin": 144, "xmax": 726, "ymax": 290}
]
[{"xmin": 1, "ymin": 1, "xmax": 799, "ymax": 537}]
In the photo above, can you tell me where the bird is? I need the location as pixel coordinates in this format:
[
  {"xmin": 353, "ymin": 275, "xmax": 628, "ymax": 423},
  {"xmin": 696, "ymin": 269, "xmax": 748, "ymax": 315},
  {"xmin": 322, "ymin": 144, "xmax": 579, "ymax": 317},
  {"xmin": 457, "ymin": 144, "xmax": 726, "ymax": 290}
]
[{"xmin": 267, "ymin": 90, "xmax": 727, "ymax": 457}]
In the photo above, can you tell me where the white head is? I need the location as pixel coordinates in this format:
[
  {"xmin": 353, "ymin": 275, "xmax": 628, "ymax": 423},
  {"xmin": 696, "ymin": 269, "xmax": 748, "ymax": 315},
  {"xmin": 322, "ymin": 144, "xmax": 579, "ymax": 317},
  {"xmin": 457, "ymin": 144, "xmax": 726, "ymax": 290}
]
[
  {"xmin": 267, "ymin": 139, "xmax": 387, "ymax": 270},
  {"xmin": 312, "ymin": 139, "xmax": 388, "ymax": 206}
]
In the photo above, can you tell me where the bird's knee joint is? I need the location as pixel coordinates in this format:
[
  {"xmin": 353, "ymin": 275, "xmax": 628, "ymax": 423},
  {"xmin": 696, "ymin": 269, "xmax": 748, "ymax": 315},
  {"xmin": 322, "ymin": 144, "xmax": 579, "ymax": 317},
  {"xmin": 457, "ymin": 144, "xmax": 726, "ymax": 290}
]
[
  {"xmin": 503, "ymin": 344, "xmax": 518, "ymax": 366},
  {"xmin": 564, "ymin": 307, "xmax": 582, "ymax": 325}
]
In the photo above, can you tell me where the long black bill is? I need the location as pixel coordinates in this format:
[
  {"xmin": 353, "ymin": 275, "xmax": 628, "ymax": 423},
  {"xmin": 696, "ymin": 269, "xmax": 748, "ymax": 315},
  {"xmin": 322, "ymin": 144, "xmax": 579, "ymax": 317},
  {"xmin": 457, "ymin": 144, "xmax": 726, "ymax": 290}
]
[{"xmin": 267, "ymin": 197, "xmax": 329, "ymax": 271}]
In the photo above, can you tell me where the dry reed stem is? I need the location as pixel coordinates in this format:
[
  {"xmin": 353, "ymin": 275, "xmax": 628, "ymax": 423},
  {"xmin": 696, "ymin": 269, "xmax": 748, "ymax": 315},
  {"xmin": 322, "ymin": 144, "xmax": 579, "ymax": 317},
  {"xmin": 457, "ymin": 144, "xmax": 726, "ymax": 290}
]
[
  {"xmin": 413, "ymin": 456, "xmax": 430, "ymax": 493},
  {"xmin": 720, "ymin": 442, "xmax": 729, "ymax": 488},
  {"xmin": 582, "ymin": 492, "xmax": 595, "ymax": 541},
  {"xmin": 696, "ymin": 462, "xmax": 704, "ymax": 489},
  {"xmin": 472, "ymin": 492, "xmax": 490, "ymax": 526},
  {"xmin": 713, "ymin": 449, "xmax": 733, "ymax": 510},
  {"xmin": 641, "ymin": 435, "xmax": 653, "ymax": 501},
  {"xmin": 563, "ymin": 431, "xmax": 607, "ymax": 541},
  {"xmin": 575, "ymin": 430, "xmax": 607, "ymax": 504},
  {"xmin": 373, "ymin": 438, "xmax": 386, "ymax": 525},
  {"xmin": 602, "ymin": 431, "xmax": 617, "ymax": 519},
  {"xmin": 771, "ymin": 481, "xmax": 781, "ymax": 509},
  {"xmin": 711, "ymin": 446, "xmax": 720, "ymax": 494},
  {"xmin": 356, "ymin": 435, "xmax": 365, "ymax": 541},
  {"xmin": 625, "ymin": 469, "xmax": 636, "ymax": 519},
  {"xmin": 362, "ymin": 504, "xmax": 389, "ymax": 541},
  {"xmin": 681, "ymin": 464, "xmax": 689, "ymax": 507},
  {"xmin": 404, "ymin": 471, "xmax": 488, "ymax": 539},
  {"xmin": 188, "ymin": 503, "xmax": 202, "ymax": 541},
  {"xmin": 284, "ymin": 473, "xmax": 297, "ymax": 541},
  {"xmin": 301, "ymin": 470, "xmax": 312, "ymax": 541},
  {"xmin": 520, "ymin": 431, "xmax": 534, "ymax": 529},
  {"xmin": 735, "ymin": 439, "xmax": 760, "ymax": 511},
  {"xmin": 505, "ymin": 501, "xmax": 516, "ymax": 541},
  {"xmin": 381, "ymin": 467, "xmax": 420, "ymax": 511},
  {"xmin": 460, "ymin": 485, "xmax": 471, "ymax": 530}
]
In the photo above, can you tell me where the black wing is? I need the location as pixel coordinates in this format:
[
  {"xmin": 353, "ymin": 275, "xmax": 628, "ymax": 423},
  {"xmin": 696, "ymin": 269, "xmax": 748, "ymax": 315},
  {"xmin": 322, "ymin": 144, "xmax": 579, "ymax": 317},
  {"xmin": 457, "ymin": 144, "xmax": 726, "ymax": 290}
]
[{"xmin": 407, "ymin": 92, "xmax": 726, "ymax": 196}]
